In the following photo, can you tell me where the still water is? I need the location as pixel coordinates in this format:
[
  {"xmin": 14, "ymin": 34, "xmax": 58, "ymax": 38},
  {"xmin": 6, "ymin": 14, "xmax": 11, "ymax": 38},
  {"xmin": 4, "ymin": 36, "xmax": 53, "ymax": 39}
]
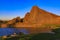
[{"xmin": 0, "ymin": 28, "xmax": 28, "ymax": 36}]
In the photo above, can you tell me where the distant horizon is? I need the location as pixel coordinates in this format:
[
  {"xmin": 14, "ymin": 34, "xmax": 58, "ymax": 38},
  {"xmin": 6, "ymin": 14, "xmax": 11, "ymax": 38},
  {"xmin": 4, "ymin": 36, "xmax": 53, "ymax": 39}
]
[{"xmin": 0, "ymin": 0, "xmax": 60, "ymax": 20}]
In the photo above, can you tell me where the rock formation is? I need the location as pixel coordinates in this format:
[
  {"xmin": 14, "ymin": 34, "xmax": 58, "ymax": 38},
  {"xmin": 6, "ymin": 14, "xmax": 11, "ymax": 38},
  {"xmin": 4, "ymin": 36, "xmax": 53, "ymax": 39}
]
[
  {"xmin": 1, "ymin": 6, "xmax": 60, "ymax": 34},
  {"xmin": 15, "ymin": 6, "xmax": 60, "ymax": 28},
  {"xmin": 7, "ymin": 16, "xmax": 21, "ymax": 25},
  {"xmin": 24, "ymin": 6, "xmax": 60, "ymax": 24},
  {"xmin": 14, "ymin": 6, "xmax": 60, "ymax": 34},
  {"xmin": 0, "ymin": 16, "xmax": 21, "ymax": 28}
]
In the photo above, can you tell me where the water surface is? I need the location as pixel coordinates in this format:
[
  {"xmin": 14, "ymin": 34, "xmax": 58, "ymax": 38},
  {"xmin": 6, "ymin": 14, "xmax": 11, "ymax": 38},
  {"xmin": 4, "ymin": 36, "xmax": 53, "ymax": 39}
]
[{"xmin": 0, "ymin": 28, "xmax": 28, "ymax": 36}]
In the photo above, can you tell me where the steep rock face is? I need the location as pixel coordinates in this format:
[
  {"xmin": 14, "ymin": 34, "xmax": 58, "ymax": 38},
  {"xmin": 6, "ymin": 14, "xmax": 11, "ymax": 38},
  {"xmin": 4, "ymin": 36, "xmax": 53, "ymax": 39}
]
[
  {"xmin": 24, "ymin": 6, "xmax": 60, "ymax": 25},
  {"xmin": 24, "ymin": 12, "xmax": 30, "ymax": 23},
  {"xmin": 29, "ymin": 6, "xmax": 40, "ymax": 23},
  {"xmin": 14, "ymin": 6, "xmax": 60, "ymax": 34},
  {"xmin": 24, "ymin": 6, "xmax": 40, "ymax": 23}
]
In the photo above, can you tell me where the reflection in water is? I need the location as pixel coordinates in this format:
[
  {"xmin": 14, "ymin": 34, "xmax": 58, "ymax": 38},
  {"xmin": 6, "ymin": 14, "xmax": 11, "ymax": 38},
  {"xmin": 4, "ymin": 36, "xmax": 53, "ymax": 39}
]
[{"xmin": 0, "ymin": 28, "xmax": 28, "ymax": 36}]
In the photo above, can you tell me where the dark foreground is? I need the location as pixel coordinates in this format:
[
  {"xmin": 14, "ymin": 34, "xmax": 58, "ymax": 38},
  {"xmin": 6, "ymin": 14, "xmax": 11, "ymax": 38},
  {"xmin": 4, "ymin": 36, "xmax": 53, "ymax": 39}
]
[{"xmin": 0, "ymin": 28, "xmax": 60, "ymax": 40}]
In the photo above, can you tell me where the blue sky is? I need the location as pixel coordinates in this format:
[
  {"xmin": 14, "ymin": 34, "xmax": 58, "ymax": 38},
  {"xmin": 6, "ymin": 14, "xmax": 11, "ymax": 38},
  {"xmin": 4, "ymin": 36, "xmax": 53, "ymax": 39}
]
[{"xmin": 0, "ymin": 0, "xmax": 60, "ymax": 20}]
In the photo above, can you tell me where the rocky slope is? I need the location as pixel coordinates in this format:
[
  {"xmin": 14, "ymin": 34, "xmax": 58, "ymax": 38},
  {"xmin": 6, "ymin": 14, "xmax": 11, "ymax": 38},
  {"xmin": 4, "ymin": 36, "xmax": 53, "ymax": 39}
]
[
  {"xmin": 0, "ymin": 6, "xmax": 60, "ymax": 34},
  {"xmin": 15, "ymin": 6, "xmax": 60, "ymax": 28},
  {"xmin": 14, "ymin": 6, "xmax": 60, "ymax": 34},
  {"xmin": 0, "ymin": 17, "xmax": 21, "ymax": 28}
]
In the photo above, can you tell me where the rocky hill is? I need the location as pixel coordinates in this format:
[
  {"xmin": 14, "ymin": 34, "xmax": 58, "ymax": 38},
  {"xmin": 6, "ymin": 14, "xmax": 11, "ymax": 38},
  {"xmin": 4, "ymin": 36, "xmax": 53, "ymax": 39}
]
[
  {"xmin": 0, "ymin": 6, "xmax": 60, "ymax": 34},
  {"xmin": 14, "ymin": 6, "xmax": 60, "ymax": 34},
  {"xmin": 0, "ymin": 17, "xmax": 21, "ymax": 28},
  {"xmin": 15, "ymin": 6, "xmax": 60, "ymax": 28}
]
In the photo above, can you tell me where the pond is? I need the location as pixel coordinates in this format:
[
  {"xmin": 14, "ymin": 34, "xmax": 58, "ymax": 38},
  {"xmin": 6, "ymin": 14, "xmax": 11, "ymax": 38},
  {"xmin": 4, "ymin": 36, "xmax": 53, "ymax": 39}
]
[{"xmin": 0, "ymin": 28, "xmax": 28, "ymax": 36}]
